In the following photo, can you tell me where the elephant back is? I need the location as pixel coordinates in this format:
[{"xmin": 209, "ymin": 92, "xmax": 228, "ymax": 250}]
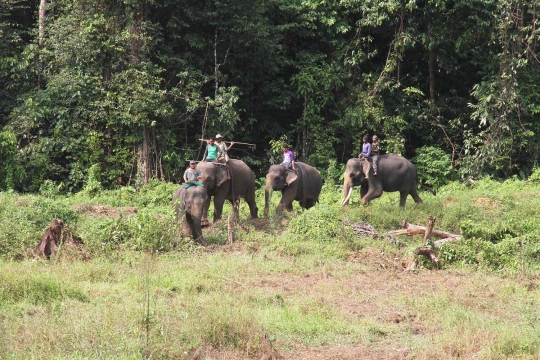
[
  {"xmin": 378, "ymin": 154, "xmax": 418, "ymax": 191},
  {"xmin": 295, "ymin": 162, "xmax": 323, "ymax": 201}
]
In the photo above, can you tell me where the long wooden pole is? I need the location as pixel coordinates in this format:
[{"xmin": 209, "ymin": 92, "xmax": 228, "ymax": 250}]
[{"xmin": 198, "ymin": 139, "xmax": 256, "ymax": 146}]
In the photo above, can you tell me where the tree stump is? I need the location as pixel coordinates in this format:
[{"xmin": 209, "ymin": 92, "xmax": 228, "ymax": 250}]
[
  {"xmin": 35, "ymin": 219, "xmax": 83, "ymax": 258},
  {"xmin": 227, "ymin": 214, "xmax": 235, "ymax": 244},
  {"xmin": 422, "ymin": 216, "xmax": 435, "ymax": 245}
]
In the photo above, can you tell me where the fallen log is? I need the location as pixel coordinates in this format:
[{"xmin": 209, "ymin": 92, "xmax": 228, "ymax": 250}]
[
  {"xmin": 433, "ymin": 237, "xmax": 460, "ymax": 248},
  {"xmin": 414, "ymin": 246, "xmax": 439, "ymax": 267},
  {"xmin": 388, "ymin": 220, "xmax": 462, "ymax": 241}
]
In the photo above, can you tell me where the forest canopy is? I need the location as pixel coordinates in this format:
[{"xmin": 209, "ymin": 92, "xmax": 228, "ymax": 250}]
[{"xmin": 1, "ymin": 0, "xmax": 539, "ymax": 192}]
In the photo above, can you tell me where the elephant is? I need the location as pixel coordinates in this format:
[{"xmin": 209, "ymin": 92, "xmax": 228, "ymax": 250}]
[
  {"xmin": 341, "ymin": 154, "xmax": 423, "ymax": 207},
  {"xmin": 197, "ymin": 159, "xmax": 258, "ymax": 223},
  {"xmin": 264, "ymin": 162, "xmax": 323, "ymax": 216},
  {"xmin": 172, "ymin": 184, "xmax": 208, "ymax": 244}
]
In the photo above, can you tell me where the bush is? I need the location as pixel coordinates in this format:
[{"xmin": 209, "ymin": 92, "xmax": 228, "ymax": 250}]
[
  {"xmin": 0, "ymin": 195, "xmax": 79, "ymax": 257},
  {"xmin": 93, "ymin": 212, "xmax": 177, "ymax": 253},
  {"xmin": 412, "ymin": 146, "xmax": 455, "ymax": 191},
  {"xmin": 0, "ymin": 131, "xmax": 24, "ymax": 190},
  {"xmin": 289, "ymin": 204, "xmax": 343, "ymax": 240},
  {"xmin": 529, "ymin": 167, "xmax": 540, "ymax": 184}
]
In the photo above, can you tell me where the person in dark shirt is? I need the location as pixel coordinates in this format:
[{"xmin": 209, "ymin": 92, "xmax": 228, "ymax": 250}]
[{"xmin": 358, "ymin": 135, "xmax": 372, "ymax": 179}]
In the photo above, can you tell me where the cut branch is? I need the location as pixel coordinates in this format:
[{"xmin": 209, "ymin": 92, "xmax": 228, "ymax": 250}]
[
  {"xmin": 414, "ymin": 246, "xmax": 439, "ymax": 267},
  {"xmin": 423, "ymin": 215, "xmax": 435, "ymax": 245},
  {"xmin": 388, "ymin": 221, "xmax": 462, "ymax": 241}
]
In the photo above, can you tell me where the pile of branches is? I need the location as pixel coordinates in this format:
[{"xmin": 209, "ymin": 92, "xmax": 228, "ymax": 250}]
[
  {"xmin": 343, "ymin": 220, "xmax": 399, "ymax": 245},
  {"xmin": 388, "ymin": 216, "xmax": 462, "ymax": 268},
  {"xmin": 345, "ymin": 216, "xmax": 462, "ymax": 269}
]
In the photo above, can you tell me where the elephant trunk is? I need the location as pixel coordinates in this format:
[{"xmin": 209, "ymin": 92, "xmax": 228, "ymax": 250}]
[
  {"xmin": 264, "ymin": 180, "xmax": 272, "ymax": 216},
  {"xmin": 341, "ymin": 173, "xmax": 353, "ymax": 206},
  {"xmin": 192, "ymin": 217, "xmax": 204, "ymax": 244}
]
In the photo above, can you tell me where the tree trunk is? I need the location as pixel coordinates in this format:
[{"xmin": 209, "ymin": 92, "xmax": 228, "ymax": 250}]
[
  {"xmin": 38, "ymin": 0, "xmax": 47, "ymax": 89},
  {"xmin": 138, "ymin": 125, "xmax": 151, "ymax": 186},
  {"xmin": 428, "ymin": 25, "xmax": 435, "ymax": 102},
  {"xmin": 39, "ymin": 0, "xmax": 46, "ymax": 46}
]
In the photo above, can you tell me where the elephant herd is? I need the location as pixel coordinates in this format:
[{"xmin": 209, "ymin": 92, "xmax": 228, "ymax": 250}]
[{"xmin": 173, "ymin": 154, "xmax": 422, "ymax": 244}]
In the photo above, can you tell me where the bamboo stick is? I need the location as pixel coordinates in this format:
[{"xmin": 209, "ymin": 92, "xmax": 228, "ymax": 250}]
[{"xmin": 199, "ymin": 139, "xmax": 256, "ymax": 146}]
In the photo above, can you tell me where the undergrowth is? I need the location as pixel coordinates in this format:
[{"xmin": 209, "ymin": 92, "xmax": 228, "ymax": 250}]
[{"xmin": 1, "ymin": 178, "xmax": 540, "ymax": 358}]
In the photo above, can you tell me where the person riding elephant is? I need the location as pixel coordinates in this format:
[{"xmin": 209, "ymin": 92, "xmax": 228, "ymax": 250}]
[
  {"xmin": 341, "ymin": 154, "xmax": 422, "ymax": 207},
  {"xmin": 264, "ymin": 162, "xmax": 322, "ymax": 216},
  {"xmin": 172, "ymin": 183, "xmax": 208, "ymax": 244},
  {"xmin": 197, "ymin": 159, "xmax": 258, "ymax": 223}
]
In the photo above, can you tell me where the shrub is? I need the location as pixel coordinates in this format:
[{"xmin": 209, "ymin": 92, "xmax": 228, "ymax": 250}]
[
  {"xmin": 529, "ymin": 167, "xmax": 540, "ymax": 184},
  {"xmin": 0, "ymin": 195, "xmax": 79, "ymax": 257},
  {"xmin": 0, "ymin": 131, "xmax": 24, "ymax": 190},
  {"xmin": 94, "ymin": 212, "xmax": 177, "ymax": 253},
  {"xmin": 289, "ymin": 204, "xmax": 343, "ymax": 240},
  {"xmin": 412, "ymin": 146, "xmax": 455, "ymax": 191}
]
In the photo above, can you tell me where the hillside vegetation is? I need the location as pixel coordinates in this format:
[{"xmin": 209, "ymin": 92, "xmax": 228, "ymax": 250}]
[{"xmin": 1, "ymin": 174, "xmax": 540, "ymax": 359}]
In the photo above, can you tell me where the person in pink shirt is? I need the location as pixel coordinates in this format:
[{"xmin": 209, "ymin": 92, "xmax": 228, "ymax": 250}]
[{"xmin": 281, "ymin": 145, "xmax": 296, "ymax": 171}]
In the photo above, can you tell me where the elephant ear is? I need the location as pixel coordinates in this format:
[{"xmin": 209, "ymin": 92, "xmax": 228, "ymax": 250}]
[
  {"xmin": 285, "ymin": 170, "xmax": 298, "ymax": 186},
  {"xmin": 215, "ymin": 165, "xmax": 229, "ymax": 187},
  {"xmin": 361, "ymin": 160, "xmax": 371, "ymax": 177}
]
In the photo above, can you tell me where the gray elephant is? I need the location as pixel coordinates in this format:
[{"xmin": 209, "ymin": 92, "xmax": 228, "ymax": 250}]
[
  {"xmin": 172, "ymin": 184, "xmax": 208, "ymax": 244},
  {"xmin": 341, "ymin": 154, "xmax": 422, "ymax": 207},
  {"xmin": 264, "ymin": 162, "xmax": 323, "ymax": 216},
  {"xmin": 197, "ymin": 159, "xmax": 258, "ymax": 223}
]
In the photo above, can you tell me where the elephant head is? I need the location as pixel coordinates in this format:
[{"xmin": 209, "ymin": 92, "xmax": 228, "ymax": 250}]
[
  {"xmin": 172, "ymin": 185, "xmax": 207, "ymax": 244},
  {"xmin": 196, "ymin": 161, "xmax": 228, "ymax": 193},
  {"xmin": 264, "ymin": 165, "xmax": 297, "ymax": 216},
  {"xmin": 341, "ymin": 158, "xmax": 370, "ymax": 206}
]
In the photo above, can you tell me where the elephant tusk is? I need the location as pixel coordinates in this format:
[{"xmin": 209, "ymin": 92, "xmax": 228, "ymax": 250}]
[{"xmin": 341, "ymin": 187, "xmax": 353, "ymax": 206}]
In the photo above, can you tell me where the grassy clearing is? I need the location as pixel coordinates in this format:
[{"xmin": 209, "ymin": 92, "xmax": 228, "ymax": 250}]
[{"xmin": 1, "ymin": 177, "xmax": 540, "ymax": 358}]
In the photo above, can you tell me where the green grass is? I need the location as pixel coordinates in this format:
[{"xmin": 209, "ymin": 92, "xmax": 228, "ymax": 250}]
[{"xmin": 1, "ymin": 178, "xmax": 540, "ymax": 358}]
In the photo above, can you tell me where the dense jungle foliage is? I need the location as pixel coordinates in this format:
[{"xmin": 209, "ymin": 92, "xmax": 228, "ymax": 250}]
[{"xmin": 1, "ymin": 0, "xmax": 540, "ymax": 192}]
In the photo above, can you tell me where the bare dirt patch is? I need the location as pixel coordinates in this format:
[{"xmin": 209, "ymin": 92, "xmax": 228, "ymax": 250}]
[
  {"xmin": 282, "ymin": 343, "xmax": 411, "ymax": 360},
  {"xmin": 475, "ymin": 197, "xmax": 501, "ymax": 209},
  {"xmin": 72, "ymin": 204, "xmax": 137, "ymax": 218}
]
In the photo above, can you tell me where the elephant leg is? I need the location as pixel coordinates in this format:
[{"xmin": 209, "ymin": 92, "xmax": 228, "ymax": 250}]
[
  {"xmin": 399, "ymin": 191, "xmax": 409, "ymax": 207},
  {"xmin": 305, "ymin": 198, "xmax": 317, "ymax": 209},
  {"xmin": 360, "ymin": 184, "xmax": 368, "ymax": 199},
  {"xmin": 202, "ymin": 196, "xmax": 211, "ymax": 222},
  {"xmin": 410, "ymin": 187, "xmax": 423, "ymax": 204},
  {"xmin": 362, "ymin": 185, "xmax": 383, "ymax": 205},
  {"xmin": 245, "ymin": 189, "xmax": 259, "ymax": 219},
  {"xmin": 276, "ymin": 187, "xmax": 296, "ymax": 214},
  {"xmin": 213, "ymin": 191, "xmax": 227, "ymax": 221}
]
